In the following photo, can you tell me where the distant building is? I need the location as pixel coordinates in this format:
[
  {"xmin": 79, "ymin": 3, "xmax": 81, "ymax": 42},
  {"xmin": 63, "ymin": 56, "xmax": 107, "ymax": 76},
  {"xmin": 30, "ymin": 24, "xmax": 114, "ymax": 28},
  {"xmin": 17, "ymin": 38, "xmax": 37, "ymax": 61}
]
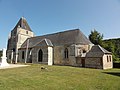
[{"xmin": 7, "ymin": 17, "xmax": 113, "ymax": 69}]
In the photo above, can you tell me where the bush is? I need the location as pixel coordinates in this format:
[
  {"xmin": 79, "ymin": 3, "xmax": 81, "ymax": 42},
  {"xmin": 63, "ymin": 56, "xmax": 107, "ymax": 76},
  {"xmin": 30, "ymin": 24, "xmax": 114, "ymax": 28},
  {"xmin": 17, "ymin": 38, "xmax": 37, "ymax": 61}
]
[
  {"xmin": 112, "ymin": 54, "xmax": 120, "ymax": 63},
  {"xmin": 0, "ymin": 51, "xmax": 2, "ymax": 58}
]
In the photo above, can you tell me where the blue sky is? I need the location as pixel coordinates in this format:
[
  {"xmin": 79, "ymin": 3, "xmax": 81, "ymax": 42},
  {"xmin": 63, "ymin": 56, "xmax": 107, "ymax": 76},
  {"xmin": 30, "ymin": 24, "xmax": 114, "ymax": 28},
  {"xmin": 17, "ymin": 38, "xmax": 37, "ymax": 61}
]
[{"xmin": 0, "ymin": 0, "xmax": 120, "ymax": 49}]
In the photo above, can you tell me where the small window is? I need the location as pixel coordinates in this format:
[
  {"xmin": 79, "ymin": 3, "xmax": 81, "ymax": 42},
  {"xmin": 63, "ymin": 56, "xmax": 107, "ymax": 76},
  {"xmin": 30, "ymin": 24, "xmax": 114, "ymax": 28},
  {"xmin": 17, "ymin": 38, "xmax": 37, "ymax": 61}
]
[
  {"xmin": 22, "ymin": 51, "xmax": 24, "ymax": 59},
  {"xmin": 109, "ymin": 56, "xmax": 111, "ymax": 62},
  {"xmin": 64, "ymin": 48, "xmax": 68, "ymax": 59},
  {"xmin": 107, "ymin": 56, "xmax": 109, "ymax": 62}
]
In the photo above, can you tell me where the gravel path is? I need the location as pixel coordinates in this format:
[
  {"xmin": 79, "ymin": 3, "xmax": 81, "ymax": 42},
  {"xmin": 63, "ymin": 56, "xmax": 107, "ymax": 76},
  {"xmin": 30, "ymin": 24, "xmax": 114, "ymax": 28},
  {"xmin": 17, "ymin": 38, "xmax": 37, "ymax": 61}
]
[{"xmin": 0, "ymin": 64, "xmax": 30, "ymax": 69}]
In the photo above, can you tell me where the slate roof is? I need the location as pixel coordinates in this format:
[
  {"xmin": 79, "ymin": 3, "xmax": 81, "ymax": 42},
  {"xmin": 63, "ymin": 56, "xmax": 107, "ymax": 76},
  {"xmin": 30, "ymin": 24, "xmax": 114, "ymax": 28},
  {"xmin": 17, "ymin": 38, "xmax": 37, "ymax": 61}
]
[
  {"xmin": 13, "ymin": 17, "xmax": 32, "ymax": 31},
  {"xmin": 33, "ymin": 38, "xmax": 53, "ymax": 47},
  {"xmin": 21, "ymin": 29, "xmax": 92, "ymax": 48},
  {"xmin": 86, "ymin": 45, "xmax": 112, "ymax": 57}
]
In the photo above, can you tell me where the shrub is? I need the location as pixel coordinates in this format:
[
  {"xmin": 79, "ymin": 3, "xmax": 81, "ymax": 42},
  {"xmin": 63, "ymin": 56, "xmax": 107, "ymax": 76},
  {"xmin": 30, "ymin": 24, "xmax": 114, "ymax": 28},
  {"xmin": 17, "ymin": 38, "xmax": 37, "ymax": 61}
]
[{"xmin": 0, "ymin": 51, "xmax": 2, "ymax": 58}]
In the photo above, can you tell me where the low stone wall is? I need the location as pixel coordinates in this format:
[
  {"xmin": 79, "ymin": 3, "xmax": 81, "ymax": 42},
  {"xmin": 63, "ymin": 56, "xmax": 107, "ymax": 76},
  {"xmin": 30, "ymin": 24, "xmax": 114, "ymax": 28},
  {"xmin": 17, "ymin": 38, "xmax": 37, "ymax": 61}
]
[{"xmin": 85, "ymin": 58, "xmax": 103, "ymax": 69}]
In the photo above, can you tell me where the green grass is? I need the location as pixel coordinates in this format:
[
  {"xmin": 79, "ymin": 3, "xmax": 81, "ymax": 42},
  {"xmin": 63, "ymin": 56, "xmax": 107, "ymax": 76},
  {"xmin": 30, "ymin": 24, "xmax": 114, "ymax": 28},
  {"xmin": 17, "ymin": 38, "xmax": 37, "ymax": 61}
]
[{"xmin": 0, "ymin": 64, "xmax": 120, "ymax": 90}]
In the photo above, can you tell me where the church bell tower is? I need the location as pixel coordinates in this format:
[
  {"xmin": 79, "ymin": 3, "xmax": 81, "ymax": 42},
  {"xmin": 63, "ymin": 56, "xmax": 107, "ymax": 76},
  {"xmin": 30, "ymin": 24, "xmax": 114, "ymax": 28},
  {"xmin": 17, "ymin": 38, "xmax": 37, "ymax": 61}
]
[{"xmin": 7, "ymin": 17, "xmax": 34, "ymax": 63}]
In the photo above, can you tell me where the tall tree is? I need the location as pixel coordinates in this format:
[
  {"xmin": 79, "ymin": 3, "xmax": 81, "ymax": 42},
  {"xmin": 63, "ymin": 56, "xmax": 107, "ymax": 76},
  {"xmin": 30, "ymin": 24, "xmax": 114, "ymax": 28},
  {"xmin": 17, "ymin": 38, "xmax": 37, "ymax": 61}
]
[
  {"xmin": 103, "ymin": 38, "xmax": 120, "ymax": 62},
  {"xmin": 89, "ymin": 29, "xmax": 103, "ymax": 45},
  {"xmin": 0, "ymin": 51, "xmax": 2, "ymax": 58}
]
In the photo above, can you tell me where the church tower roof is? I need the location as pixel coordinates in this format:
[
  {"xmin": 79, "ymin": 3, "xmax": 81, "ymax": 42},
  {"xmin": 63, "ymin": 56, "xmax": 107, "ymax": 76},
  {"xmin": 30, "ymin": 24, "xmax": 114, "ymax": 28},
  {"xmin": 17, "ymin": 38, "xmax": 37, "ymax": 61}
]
[{"xmin": 13, "ymin": 17, "xmax": 32, "ymax": 31}]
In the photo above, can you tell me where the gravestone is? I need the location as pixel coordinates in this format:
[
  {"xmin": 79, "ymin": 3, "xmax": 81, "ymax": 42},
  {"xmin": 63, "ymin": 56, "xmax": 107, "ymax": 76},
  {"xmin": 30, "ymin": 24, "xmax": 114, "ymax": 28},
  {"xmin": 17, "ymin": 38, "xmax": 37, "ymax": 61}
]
[{"xmin": 0, "ymin": 48, "xmax": 9, "ymax": 67}]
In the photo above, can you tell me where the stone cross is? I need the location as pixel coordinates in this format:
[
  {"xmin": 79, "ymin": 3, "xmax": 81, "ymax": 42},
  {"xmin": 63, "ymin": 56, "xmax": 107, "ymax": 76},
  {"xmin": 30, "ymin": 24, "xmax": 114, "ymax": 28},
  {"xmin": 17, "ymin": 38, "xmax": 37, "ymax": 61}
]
[
  {"xmin": 2, "ymin": 48, "xmax": 6, "ymax": 58},
  {"xmin": 0, "ymin": 48, "xmax": 9, "ymax": 67}
]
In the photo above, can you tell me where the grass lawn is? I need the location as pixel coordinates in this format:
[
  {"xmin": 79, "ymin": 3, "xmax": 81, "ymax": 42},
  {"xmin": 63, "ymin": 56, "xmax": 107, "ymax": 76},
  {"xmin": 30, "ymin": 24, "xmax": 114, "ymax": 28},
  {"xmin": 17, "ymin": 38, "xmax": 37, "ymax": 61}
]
[{"xmin": 0, "ymin": 64, "xmax": 119, "ymax": 90}]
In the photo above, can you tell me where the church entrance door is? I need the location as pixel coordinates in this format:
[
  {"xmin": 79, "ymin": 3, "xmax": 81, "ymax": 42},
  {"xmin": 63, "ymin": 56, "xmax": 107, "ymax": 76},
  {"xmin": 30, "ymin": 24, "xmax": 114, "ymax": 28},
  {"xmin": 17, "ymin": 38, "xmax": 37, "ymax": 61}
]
[{"xmin": 38, "ymin": 49, "xmax": 43, "ymax": 62}]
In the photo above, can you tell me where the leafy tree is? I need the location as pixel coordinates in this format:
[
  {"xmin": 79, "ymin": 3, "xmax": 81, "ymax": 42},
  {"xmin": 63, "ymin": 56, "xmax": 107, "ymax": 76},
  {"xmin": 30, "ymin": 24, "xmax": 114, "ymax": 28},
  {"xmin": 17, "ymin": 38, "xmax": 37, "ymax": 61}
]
[
  {"xmin": 106, "ymin": 42, "xmax": 115, "ymax": 53},
  {"xmin": 0, "ymin": 51, "xmax": 2, "ymax": 58},
  {"xmin": 89, "ymin": 29, "xmax": 103, "ymax": 45},
  {"xmin": 103, "ymin": 38, "xmax": 120, "ymax": 63}
]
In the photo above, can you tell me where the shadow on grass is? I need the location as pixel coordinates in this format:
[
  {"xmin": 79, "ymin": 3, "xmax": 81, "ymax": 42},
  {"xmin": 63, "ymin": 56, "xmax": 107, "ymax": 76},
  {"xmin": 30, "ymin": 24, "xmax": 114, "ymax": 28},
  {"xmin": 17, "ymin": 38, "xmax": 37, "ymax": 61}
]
[{"xmin": 103, "ymin": 72, "xmax": 120, "ymax": 77}]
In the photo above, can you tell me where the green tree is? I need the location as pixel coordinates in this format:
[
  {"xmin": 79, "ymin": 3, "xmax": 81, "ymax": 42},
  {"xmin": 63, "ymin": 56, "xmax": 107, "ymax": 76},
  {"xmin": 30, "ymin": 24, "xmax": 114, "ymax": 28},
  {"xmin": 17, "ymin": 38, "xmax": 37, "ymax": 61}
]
[
  {"xmin": 0, "ymin": 51, "xmax": 2, "ymax": 58},
  {"xmin": 89, "ymin": 29, "xmax": 103, "ymax": 45},
  {"xmin": 103, "ymin": 38, "xmax": 120, "ymax": 63},
  {"xmin": 105, "ymin": 41, "xmax": 115, "ymax": 53}
]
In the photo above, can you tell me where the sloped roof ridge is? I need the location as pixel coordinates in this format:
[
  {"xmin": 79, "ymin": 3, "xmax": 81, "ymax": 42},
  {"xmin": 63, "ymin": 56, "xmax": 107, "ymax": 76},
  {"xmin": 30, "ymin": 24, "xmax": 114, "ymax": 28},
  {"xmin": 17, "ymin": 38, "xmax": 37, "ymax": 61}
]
[
  {"xmin": 30, "ymin": 29, "xmax": 79, "ymax": 39},
  {"xmin": 76, "ymin": 29, "xmax": 92, "ymax": 44},
  {"xmin": 45, "ymin": 38, "xmax": 53, "ymax": 46},
  {"xmin": 98, "ymin": 45, "xmax": 111, "ymax": 54},
  {"xmin": 33, "ymin": 38, "xmax": 47, "ymax": 47},
  {"xmin": 33, "ymin": 38, "xmax": 53, "ymax": 47},
  {"xmin": 86, "ymin": 45, "xmax": 111, "ymax": 57}
]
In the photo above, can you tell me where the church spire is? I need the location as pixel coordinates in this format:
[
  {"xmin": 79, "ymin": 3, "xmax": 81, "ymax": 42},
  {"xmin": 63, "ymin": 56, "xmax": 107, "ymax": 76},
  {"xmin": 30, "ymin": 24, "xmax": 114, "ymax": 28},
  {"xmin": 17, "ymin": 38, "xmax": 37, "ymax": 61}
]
[{"xmin": 13, "ymin": 17, "xmax": 32, "ymax": 31}]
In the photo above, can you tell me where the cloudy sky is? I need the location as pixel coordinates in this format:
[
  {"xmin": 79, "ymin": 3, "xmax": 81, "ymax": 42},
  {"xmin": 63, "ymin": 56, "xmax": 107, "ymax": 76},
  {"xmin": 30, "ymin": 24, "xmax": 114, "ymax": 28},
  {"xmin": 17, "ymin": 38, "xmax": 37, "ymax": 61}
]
[{"xmin": 0, "ymin": 0, "xmax": 120, "ymax": 49}]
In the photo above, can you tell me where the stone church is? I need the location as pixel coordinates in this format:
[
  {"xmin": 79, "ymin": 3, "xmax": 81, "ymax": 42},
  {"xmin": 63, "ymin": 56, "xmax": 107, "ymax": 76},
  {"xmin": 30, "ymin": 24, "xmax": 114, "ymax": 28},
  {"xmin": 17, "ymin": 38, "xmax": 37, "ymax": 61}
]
[{"xmin": 7, "ymin": 17, "xmax": 113, "ymax": 69}]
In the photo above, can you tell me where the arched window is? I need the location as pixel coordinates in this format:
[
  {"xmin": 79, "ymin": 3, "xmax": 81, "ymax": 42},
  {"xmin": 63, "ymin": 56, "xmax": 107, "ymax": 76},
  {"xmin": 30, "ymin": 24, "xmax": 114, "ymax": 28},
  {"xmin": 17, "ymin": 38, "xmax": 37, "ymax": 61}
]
[
  {"xmin": 38, "ymin": 49, "xmax": 43, "ymax": 62},
  {"xmin": 64, "ymin": 48, "xmax": 68, "ymax": 59}
]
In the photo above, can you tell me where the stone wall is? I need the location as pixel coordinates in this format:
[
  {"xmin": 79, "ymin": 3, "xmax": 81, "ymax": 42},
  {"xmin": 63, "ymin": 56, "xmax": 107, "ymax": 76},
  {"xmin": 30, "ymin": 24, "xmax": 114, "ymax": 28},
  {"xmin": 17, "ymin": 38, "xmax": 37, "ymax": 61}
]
[
  {"xmin": 85, "ymin": 57, "xmax": 103, "ymax": 69},
  {"xmin": 7, "ymin": 50, "xmax": 13, "ymax": 63},
  {"xmin": 54, "ymin": 46, "xmax": 64, "ymax": 65},
  {"xmin": 18, "ymin": 49, "xmax": 32, "ymax": 63},
  {"xmin": 76, "ymin": 57, "xmax": 82, "ymax": 67},
  {"xmin": 18, "ymin": 49, "xmax": 30, "ymax": 63},
  {"xmin": 18, "ymin": 46, "xmax": 54, "ymax": 65},
  {"xmin": 32, "ymin": 47, "xmax": 48, "ymax": 63},
  {"xmin": 17, "ymin": 28, "xmax": 34, "ymax": 49},
  {"xmin": 53, "ymin": 45, "xmax": 77, "ymax": 66}
]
